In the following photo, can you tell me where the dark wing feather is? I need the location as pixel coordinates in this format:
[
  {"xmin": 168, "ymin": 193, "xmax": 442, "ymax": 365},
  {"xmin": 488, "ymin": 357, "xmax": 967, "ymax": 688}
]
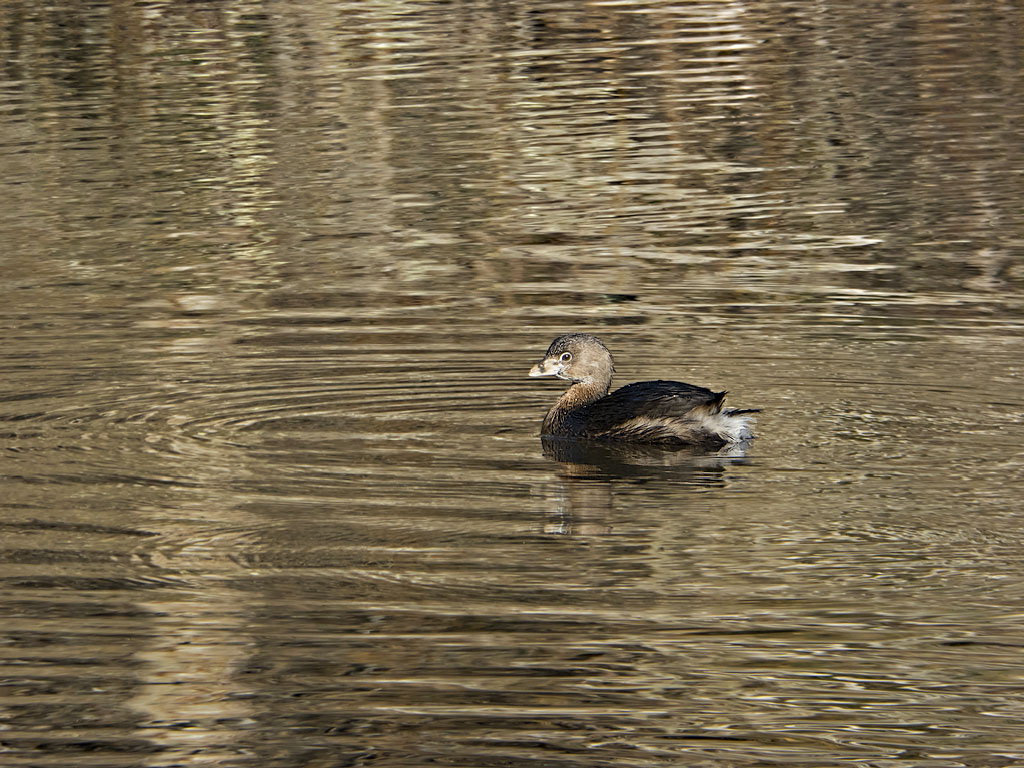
[{"xmin": 579, "ymin": 380, "xmax": 724, "ymax": 436}]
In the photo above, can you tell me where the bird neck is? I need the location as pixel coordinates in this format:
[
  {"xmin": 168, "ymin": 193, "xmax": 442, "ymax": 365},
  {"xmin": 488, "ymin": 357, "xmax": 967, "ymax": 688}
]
[
  {"xmin": 557, "ymin": 378, "xmax": 609, "ymax": 411},
  {"xmin": 541, "ymin": 376, "xmax": 613, "ymax": 437}
]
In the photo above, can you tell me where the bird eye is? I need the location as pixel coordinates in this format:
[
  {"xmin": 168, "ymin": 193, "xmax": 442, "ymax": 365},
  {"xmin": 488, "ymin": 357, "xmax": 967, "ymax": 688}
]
[{"xmin": 560, "ymin": 352, "xmax": 572, "ymax": 362}]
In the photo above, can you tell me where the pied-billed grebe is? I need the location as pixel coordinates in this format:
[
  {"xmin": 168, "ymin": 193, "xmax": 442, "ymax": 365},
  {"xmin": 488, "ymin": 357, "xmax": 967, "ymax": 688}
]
[{"xmin": 529, "ymin": 333, "xmax": 758, "ymax": 448}]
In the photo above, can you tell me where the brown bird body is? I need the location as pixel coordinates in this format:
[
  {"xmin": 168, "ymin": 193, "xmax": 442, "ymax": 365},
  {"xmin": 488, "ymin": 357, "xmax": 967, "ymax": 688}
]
[{"xmin": 529, "ymin": 334, "xmax": 758, "ymax": 449}]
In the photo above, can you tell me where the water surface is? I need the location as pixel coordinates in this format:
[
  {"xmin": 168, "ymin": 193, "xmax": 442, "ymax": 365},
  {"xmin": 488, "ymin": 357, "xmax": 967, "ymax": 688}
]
[{"xmin": 1, "ymin": 1, "xmax": 1023, "ymax": 766}]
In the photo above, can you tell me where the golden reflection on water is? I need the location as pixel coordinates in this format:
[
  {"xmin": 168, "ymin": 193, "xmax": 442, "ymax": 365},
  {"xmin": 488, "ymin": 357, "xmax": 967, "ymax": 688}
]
[{"xmin": 0, "ymin": 1, "xmax": 1023, "ymax": 766}]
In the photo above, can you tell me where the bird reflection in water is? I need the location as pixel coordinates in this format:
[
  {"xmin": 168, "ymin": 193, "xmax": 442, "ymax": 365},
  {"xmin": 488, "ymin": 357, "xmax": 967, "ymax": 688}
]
[{"xmin": 537, "ymin": 436, "xmax": 754, "ymax": 535}]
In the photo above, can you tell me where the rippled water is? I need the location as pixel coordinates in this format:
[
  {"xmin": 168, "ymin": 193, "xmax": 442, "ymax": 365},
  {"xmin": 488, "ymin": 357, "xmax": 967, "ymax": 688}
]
[{"xmin": 1, "ymin": 1, "xmax": 1023, "ymax": 766}]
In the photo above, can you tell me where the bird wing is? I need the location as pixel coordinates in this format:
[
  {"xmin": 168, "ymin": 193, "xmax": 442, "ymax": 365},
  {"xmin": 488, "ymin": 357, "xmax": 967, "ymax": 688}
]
[{"xmin": 580, "ymin": 380, "xmax": 725, "ymax": 434}]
